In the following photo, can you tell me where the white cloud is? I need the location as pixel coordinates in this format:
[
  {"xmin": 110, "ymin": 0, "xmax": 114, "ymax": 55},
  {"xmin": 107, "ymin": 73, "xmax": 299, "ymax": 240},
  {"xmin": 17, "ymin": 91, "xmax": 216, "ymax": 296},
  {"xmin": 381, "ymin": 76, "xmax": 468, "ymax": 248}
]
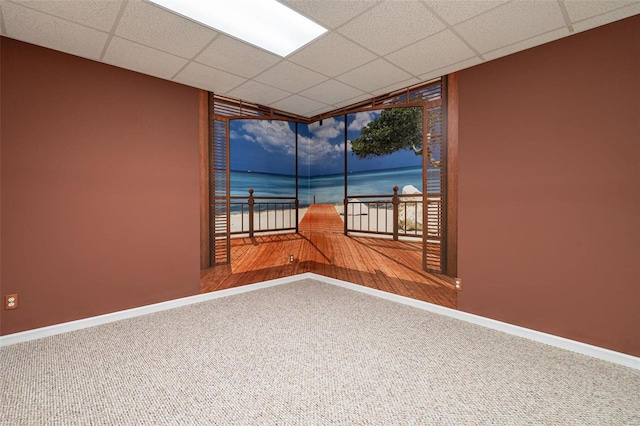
[
  {"xmin": 345, "ymin": 140, "xmax": 353, "ymax": 152},
  {"xmin": 295, "ymin": 117, "xmax": 348, "ymax": 167},
  {"xmin": 308, "ymin": 117, "xmax": 342, "ymax": 139},
  {"xmin": 348, "ymin": 111, "xmax": 376, "ymax": 131},
  {"xmin": 297, "ymin": 135, "xmax": 347, "ymax": 166},
  {"xmin": 240, "ymin": 120, "xmax": 296, "ymax": 156},
  {"xmin": 238, "ymin": 118, "xmax": 348, "ymax": 168}
]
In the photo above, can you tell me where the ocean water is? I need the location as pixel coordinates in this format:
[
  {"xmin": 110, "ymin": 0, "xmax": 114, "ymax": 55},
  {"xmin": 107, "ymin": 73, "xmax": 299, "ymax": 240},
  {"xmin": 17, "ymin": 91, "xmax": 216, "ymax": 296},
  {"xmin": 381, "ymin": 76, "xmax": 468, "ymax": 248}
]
[
  {"xmin": 230, "ymin": 171, "xmax": 296, "ymax": 198},
  {"xmin": 230, "ymin": 166, "xmax": 427, "ymax": 207}
]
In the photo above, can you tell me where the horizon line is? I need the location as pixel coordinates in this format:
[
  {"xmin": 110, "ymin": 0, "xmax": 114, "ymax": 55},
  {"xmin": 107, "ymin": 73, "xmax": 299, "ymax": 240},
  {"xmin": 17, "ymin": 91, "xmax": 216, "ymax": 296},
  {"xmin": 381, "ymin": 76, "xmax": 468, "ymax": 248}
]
[{"xmin": 231, "ymin": 164, "xmax": 422, "ymax": 178}]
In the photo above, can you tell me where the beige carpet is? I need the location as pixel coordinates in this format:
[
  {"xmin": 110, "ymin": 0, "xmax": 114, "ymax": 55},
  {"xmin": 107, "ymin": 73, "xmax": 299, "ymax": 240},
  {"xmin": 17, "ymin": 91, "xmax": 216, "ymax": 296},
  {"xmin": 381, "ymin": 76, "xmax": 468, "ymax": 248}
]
[{"xmin": 1, "ymin": 279, "xmax": 639, "ymax": 425}]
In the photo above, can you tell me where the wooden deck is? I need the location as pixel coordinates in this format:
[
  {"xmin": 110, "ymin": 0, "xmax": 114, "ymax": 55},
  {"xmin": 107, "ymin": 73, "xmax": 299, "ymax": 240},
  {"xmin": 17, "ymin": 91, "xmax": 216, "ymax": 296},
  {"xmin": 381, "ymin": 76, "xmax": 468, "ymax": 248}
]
[
  {"xmin": 201, "ymin": 205, "xmax": 457, "ymax": 308},
  {"xmin": 299, "ymin": 204, "xmax": 344, "ymax": 233}
]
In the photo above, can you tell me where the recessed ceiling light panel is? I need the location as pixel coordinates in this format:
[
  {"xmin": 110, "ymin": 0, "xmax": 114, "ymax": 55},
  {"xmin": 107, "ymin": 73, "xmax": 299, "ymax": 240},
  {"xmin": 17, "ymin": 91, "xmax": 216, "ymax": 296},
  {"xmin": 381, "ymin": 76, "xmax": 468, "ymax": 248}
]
[{"xmin": 148, "ymin": 0, "xmax": 328, "ymax": 57}]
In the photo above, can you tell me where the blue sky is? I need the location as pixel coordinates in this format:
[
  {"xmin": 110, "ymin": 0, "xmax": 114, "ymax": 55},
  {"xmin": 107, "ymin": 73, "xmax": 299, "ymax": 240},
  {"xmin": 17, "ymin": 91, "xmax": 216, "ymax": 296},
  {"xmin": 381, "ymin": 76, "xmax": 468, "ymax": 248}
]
[
  {"xmin": 229, "ymin": 119, "xmax": 296, "ymax": 175},
  {"xmin": 229, "ymin": 110, "xmax": 422, "ymax": 177}
]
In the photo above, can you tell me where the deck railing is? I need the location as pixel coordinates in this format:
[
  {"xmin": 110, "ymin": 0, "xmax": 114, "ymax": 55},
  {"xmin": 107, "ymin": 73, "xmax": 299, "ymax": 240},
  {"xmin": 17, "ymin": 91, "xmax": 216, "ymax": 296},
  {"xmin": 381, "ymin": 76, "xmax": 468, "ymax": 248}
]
[
  {"xmin": 345, "ymin": 186, "xmax": 442, "ymax": 240},
  {"xmin": 230, "ymin": 189, "xmax": 298, "ymax": 237}
]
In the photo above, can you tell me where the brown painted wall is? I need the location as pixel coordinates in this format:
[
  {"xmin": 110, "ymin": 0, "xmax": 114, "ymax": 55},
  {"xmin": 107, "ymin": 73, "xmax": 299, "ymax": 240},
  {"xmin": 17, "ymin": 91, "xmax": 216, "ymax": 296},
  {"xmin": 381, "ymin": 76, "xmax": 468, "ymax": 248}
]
[
  {"xmin": 1, "ymin": 38, "xmax": 201, "ymax": 335},
  {"xmin": 0, "ymin": 36, "xmax": 3, "ymax": 332},
  {"xmin": 457, "ymin": 17, "xmax": 640, "ymax": 356}
]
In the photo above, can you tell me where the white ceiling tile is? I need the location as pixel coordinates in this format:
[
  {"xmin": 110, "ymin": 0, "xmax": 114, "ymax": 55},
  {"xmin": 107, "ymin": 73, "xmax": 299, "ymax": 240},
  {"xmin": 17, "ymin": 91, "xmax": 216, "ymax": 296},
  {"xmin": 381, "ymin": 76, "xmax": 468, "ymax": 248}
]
[
  {"xmin": 254, "ymin": 61, "xmax": 328, "ymax": 93},
  {"xmin": 370, "ymin": 77, "xmax": 422, "ymax": 97},
  {"xmin": 572, "ymin": 2, "xmax": 640, "ymax": 33},
  {"xmin": 4, "ymin": 0, "xmax": 638, "ymax": 117},
  {"xmin": 386, "ymin": 30, "xmax": 476, "ymax": 76},
  {"xmin": 11, "ymin": 0, "xmax": 123, "ymax": 31},
  {"xmin": 279, "ymin": 0, "xmax": 379, "ymax": 29},
  {"xmin": 299, "ymin": 79, "xmax": 365, "ymax": 105},
  {"xmin": 0, "ymin": 0, "xmax": 6, "ymax": 32},
  {"xmin": 270, "ymin": 95, "xmax": 329, "ymax": 116},
  {"xmin": 418, "ymin": 57, "xmax": 483, "ymax": 81},
  {"xmin": 332, "ymin": 93, "xmax": 373, "ymax": 109},
  {"xmin": 288, "ymin": 33, "xmax": 377, "ymax": 77},
  {"xmin": 103, "ymin": 37, "xmax": 187, "ymax": 80},
  {"xmin": 455, "ymin": 1, "xmax": 566, "ymax": 54},
  {"xmin": 337, "ymin": 1, "xmax": 445, "ymax": 56},
  {"xmin": 227, "ymin": 81, "xmax": 292, "ymax": 106},
  {"xmin": 173, "ymin": 62, "xmax": 246, "ymax": 94},
  {"xmin": 305, "ymin": 105, "xmax": 340, "ymax": 117},
  {"xmin": 426, "ymin": 0, "xmax": 509, "ymax": 26},
  {"xmin": 116, "ymin": 0, "xmax": 215, "ymax": 59},
  {"xmin": 336, "ymin": 58, "xmax": 412, "ymax": 93},
  {"xmin": 195, "ymin": 34, "xmax": 280, "ymax": 79},
  {"xmin": 2, "ymin": 2, "xmax": 108, "ymax": 60},
  {"xmin": 564, "ymin": 0, "xmax": 636, "ymax": 22},
  {"xmin": 482, "ymin": 27, "xmax": 569, "ymax": 62}
]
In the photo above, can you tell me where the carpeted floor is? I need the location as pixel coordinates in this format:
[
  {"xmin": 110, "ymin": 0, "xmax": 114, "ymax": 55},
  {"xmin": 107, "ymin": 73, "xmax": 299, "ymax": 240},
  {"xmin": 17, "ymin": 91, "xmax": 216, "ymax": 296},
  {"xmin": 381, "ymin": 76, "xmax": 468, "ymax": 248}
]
[{"xmin": 1, "ymin": 279, "xmax": 639, "ymax": 425}]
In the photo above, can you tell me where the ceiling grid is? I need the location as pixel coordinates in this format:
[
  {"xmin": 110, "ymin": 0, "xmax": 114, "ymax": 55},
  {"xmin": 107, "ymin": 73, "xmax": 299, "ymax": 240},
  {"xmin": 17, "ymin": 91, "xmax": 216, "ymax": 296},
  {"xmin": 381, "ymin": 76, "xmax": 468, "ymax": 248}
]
[{"xmin": 1, "ymin": 0, "xmax": 637, "ymax": 118}]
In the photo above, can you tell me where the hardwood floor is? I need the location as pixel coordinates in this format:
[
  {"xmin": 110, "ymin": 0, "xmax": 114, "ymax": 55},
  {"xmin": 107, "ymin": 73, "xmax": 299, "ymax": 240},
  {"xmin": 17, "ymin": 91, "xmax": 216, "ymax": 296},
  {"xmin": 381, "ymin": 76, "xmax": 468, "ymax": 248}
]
[{"xmin": 201, "ymin": 205, "xmax": 457, "ymax": 308}]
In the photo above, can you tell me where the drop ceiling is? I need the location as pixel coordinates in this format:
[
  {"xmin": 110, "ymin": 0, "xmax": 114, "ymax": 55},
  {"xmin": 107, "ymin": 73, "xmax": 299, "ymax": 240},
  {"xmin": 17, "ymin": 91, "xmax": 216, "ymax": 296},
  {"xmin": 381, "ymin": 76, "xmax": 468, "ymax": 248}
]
[{"xmin": 1, "ymin": 0, "xmax": 638, "ymax": 118}]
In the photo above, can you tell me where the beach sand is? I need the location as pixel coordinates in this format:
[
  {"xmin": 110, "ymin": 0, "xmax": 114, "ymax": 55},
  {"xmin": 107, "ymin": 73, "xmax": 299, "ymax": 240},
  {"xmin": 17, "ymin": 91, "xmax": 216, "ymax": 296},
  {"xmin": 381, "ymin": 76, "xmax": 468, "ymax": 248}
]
[
  {"xmin": 336, "ymin": 203, "xmax": 395, "ymax": 234},
  {"xmin": 336, "ymin": 202, "xmax": 439, "ymax": 236},
  {"xmin": 230, "ymin": 207, "xmax": 308, "ymax": 233}
]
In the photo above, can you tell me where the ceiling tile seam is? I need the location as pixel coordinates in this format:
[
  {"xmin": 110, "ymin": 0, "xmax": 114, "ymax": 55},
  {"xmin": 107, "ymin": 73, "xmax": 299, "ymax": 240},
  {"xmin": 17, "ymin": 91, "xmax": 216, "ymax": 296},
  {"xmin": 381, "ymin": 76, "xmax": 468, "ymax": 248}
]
[
  {"xmin": 227, "ymin": 79, "xmax": 295, "ymax": 104},
  {"xmin": 305, "ymin": 107, "xmax": 331, "ymax": 118},
  {"xmin": 296, "ymin": 93, "xmax": 331, "ymax": 109},
  {"xmin": 224, "ymin": 30, "xmax": 356, "ymax": 84},
  {"xmin": 480, "ymin": 25, "xmax": 570, "ymax": 57},
  {"xmin": 191, "ymin": 58, "xmax": 279, "ymax": 82},
  {"xmin": 448, "ymin": 27, "xmax": 485, "ymax": 62},
  {"xmin": 329, "ymin": 93, "xmax": 379, "ymax": 112},
  {"xmin": 280, "ymin": 92, "xmax": 330, "ymax": 108},
  {"xmin": 367, "ymin": 77, "xmax": 423, "ymax": 100},
  {"xmin": 290, "ymin": 31, "xmax": 384, "ymax": 81},
  {"xmin": 4, "ymin": 0, "xmax": 111, "ymax": 35},
  {"xmin": 283, "ymin": 0, "xmax": 633, "ymax": 112},
  {"xmin": 322, "ymin": 0, "xmax": 383, "ymax": 32},
  {"xmin": 331, "ymin": 56, "xmax": 384, "ymax": 87},
  {"xmin": 557, "ymin": 1, "xmax": 575, "ymax": 34},
  {"xmin": 214, "ymin": 77, "xmax": 251, "ymax": 98},
  {"xmin": 0, "ymin": 6, "xmax": 7, "ymax": 36},
  {"xmin": 99, "ymin": 0, "xmax": 129, "ymax": 61},
  {"xmin": 332, "ymin": 29, "xmax": 384, "ymax": 62},
  {"xmin": 421, "ymin": 56, "xmax": 483, "ymax": 80},
  {"xmin": 429, "ymin": 0, "xmax": 514, "ymax": 28},
  {"xmin": 375, "ymin": 27, "xmax": 474, "ymax": 79},
  {"xmin": 421, "ymin": 2, "xmax": 485, "ymax": 62},
  {"xmin": 375, "ymin": 56, "xmax": 424, "ymax": 82},
  {"xmin": 170, "ymin": 33, "xmax": 220, "ymax": 81},
  {"xmin": 103, "ymin": 34, "xmax": 191, "ymax": 68},
  {"xmin": 291, "ymin": 78, "xmax": 367, "ymax": 102},
  {"xmin": 112, "ymin": 31, "xmax": 202, "ymax": 61},
  {"xmin": 240, "ymin": 57, "xmax": 301, "ymax": 84},
  {"xmin": 570, "ymin": 3, "xmax": 640, "ymax": 27}
]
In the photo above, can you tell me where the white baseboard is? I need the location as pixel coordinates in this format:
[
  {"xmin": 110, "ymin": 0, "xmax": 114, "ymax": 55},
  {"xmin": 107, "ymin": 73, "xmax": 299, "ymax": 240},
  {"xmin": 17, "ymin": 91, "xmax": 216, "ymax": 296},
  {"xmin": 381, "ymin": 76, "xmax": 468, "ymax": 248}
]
[
  {"xmin": 0, "ymin": 274, "xmax": 309, "ymax": 348},
  {"xmin": 1, "ymin": 272, "xmax": 638, "ymax": 370},
  {"xmin": 310, "ymin": 274, "xmax": 640, "ymax": 370}
]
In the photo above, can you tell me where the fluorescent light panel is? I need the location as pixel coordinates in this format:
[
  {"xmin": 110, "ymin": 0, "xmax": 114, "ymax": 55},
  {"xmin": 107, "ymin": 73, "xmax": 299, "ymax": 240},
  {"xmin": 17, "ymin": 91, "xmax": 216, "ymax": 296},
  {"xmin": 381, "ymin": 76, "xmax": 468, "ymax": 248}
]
[{"xmin": 148, "ymin": 0, "xmax": 328, "ymax": 57}]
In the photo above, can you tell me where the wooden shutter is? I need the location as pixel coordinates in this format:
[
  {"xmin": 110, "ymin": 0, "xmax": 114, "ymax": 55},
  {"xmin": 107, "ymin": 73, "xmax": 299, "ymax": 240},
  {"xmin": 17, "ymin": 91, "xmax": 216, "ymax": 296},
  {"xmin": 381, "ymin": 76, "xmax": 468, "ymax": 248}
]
[
  {"xmin": 423, "ymin": 104, "xmax": 446, "ymax": 273},
  {"xmin": 210, "ymin": 107, "xmax": 230, "ymax": 265}
]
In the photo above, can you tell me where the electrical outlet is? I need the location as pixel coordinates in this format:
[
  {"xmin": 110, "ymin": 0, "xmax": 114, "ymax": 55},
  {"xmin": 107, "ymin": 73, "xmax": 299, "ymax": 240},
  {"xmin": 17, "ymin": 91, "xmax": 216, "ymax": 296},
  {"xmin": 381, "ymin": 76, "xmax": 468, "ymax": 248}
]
[
  {"xmin": 289, "ymin": 254, "xmax": 294, "ymax": 262},
  {"xmin": 454, "ymin": 278, "xmax": 462, "ymax": 291},
  {"xmin": 5, "ymin": 294, "xmax": 18, "ymax": 310}
]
